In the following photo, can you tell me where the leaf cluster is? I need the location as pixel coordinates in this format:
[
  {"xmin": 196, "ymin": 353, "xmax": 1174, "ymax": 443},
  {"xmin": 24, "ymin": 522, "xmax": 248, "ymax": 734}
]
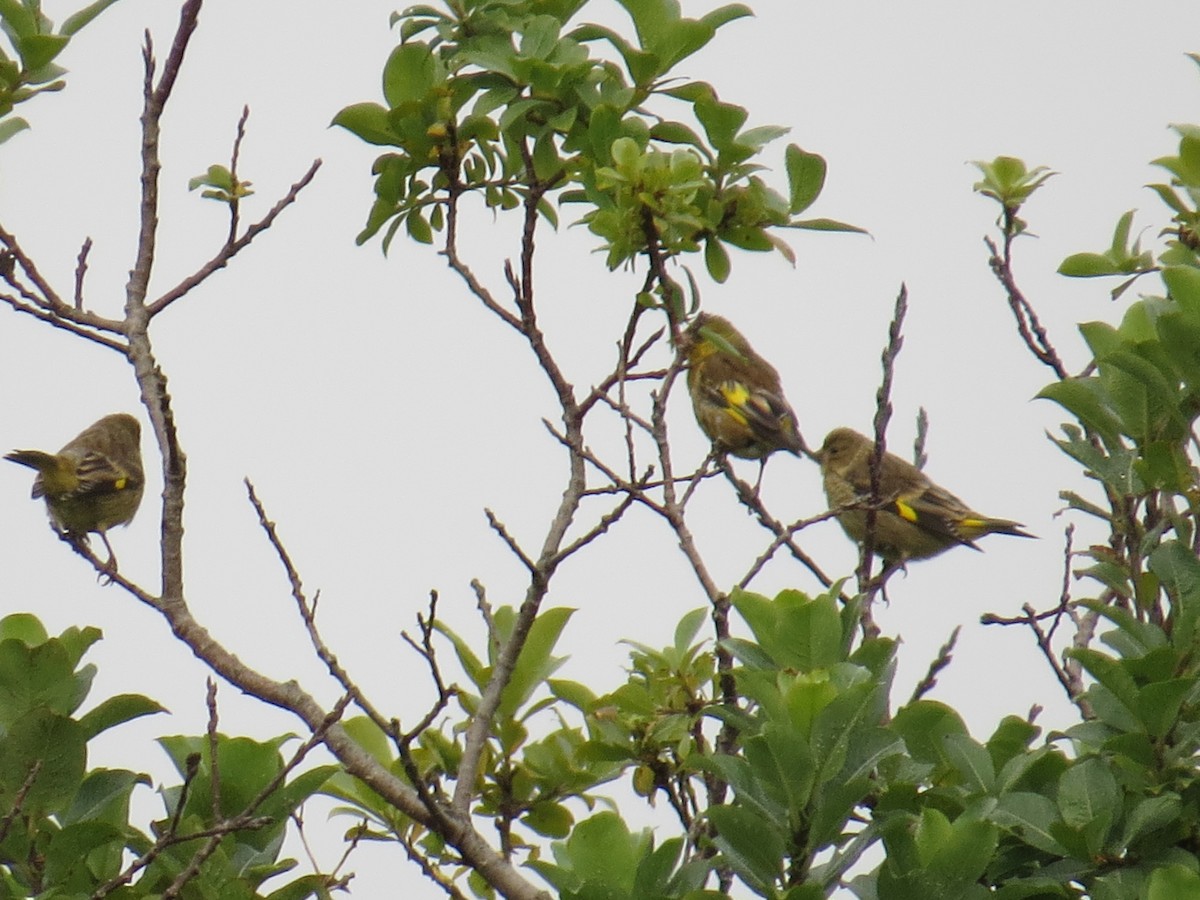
[
  {"xmin": 333, "ymin": 0, "xmax": 859, "ymax": 275},
  {"xmin": 0, "ymin": 0, "xmax": 120, "ymax": 144},
  {"xmin": 0, "ymin": 613, "xmax": 334, "ymax": 900}
]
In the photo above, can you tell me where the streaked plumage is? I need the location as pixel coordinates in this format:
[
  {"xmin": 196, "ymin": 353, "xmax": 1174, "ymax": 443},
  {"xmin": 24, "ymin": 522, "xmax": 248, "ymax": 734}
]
[
  {"xmin": 683, "ymin": 313, "xmax": 805, "ymax": 459},
  {"xmin": 6, "ymin": 413, "xmax": 144, "ymax": 570},
  {"xmin": 817, "ymin": 426, "xmax": 1032, "ymax": 563}
]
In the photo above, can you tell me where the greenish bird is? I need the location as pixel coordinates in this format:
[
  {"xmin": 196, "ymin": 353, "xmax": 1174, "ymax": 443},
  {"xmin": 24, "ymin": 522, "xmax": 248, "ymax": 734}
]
[
  {"xmin": 817, "ymin": 426, "xmax": 1032, "ymax": 563},
  {"xmin": 6, "ymin": 413, "xmax": 144, "ymax": 571},
  {"xmin": 683, "ymin": 313, "xmax": 806, "ymax": 461}
]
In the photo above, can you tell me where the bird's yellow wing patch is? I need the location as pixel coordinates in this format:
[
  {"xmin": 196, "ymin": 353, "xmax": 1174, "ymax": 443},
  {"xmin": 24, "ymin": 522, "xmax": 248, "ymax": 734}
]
[
  {"xmin": 895, "ymin": 498, "xmax": 919, "ymax": 523},
  {"xmin": 718, "ymin": 382, "xmax": 752, "ymax": 426}
]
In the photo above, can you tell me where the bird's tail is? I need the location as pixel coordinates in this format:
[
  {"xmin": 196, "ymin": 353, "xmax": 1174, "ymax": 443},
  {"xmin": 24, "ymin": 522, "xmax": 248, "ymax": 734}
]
[
  {"xmin": 963, "ymin": 516, "xmax": 1035, "ymax": 541},
  {"xmin": 5, "ymin": 450, "xmax": 75, "ymax": 498},
  {"xmin": 4, "ymin": 450, "xmax": 58, "ymax": 472}
]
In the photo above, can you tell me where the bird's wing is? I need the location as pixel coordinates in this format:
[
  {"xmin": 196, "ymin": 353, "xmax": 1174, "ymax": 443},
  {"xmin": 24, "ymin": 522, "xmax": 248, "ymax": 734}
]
[
  {"xmin": 72, "ymin": 452, "xmax": 141, "ymax": 497},
  {"xmin": 737, "ymin": 385, "xmax": 801, "ymax": 445},
  {"xmin": 893, "ymin": 482, "xmax": 980, "ymax": 549},
  {"xmin": 703, "ymin": 379, "xmax": 800, "ymax": 447}
]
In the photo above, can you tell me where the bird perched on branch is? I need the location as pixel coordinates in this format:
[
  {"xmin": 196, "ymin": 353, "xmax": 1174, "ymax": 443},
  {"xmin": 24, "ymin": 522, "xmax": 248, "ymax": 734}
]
[
  {"xmin": 682, "ymin": 313, "xmax": 806, "ymax": 462},
  {"xmin": 6, "ymin": 413, "xmax": 144, "ymax": 573},
  {"xmin": 817, "ymin": 426, "xmax": 1032, "ymax": 564}
]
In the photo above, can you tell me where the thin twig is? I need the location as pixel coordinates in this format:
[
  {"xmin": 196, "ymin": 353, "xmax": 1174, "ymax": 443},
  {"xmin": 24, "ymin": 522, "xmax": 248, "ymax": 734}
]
[
  {"xmin": 484, "ymin": 509, "xmax": 538, "ymax": 576},
  {"xmin": 206, "ymin": 679, "xmax": 221, "ymax": 822},
  {"xmin": 469, "ymin": 579, "xmax": 498, "ymax": 663},
  {"xmin": 0, "ymin": 221, "xmax": 68, "ymax": 308},
  {"xmin": 984, "ymin": 231, "xmax": 1069, "ymax": 380},
  {"xmin": 245, "ymin": 479, "xmax": 396, "ymax": 738},
  {"xmin": 859, "ymin": 284, "xmax": 908, "ymax": 637},
  {"xmin": 148, "ymin": 158, "xmax": 322, "ymax": 317},
  {"xmin": 227, "ymin": 105, "xmax": 250, "ymax": 245},
  {"xmin": 908, "ymin": 626, "xmax": 960, "ymax": 704},
  {"xmin": 399, "ymin": 591, "xmax": 457, "ymax": 743},
  {"xmin": 73, "ymin": 237, "xmax": 93, "ymax": 310},
  {"xmin": 0, "ymin": 760, "xmax": 41, "ymax": 845}
]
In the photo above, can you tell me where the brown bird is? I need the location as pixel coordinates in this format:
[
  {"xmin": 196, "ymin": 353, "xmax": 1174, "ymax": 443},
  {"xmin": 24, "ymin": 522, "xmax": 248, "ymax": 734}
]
[
  {"xmin": 683, "ymin": 313, "xmax": 806, "ymax": 461},
  {"xmin": 6, "ymin": 413, "xmax": 144, "ymax": 572},
  {"xmin": 817, "ymin": 426, "xmax": 1032, "ymax": 563}
]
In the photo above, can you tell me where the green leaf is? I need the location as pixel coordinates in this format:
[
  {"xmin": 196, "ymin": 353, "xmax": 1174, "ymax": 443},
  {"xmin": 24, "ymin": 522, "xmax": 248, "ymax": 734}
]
[
  {"xmin": 811, "ymin": 681, "xmax": 886, "ymax": 785},
  {"xmin": 331, "ymin": 102, "xmax": 398, "ymax": 146},
  {"xmin": 60, "ymin": 0, "xmax": 121, "ymax": 35},
  {"xmin": 1070, "ymin": 649, "xmax": 1139, "ymax": 717},
  {"xmin": 500, "ymin": 606, "xmax": 574, "ymax": 718},
  {"xmin": 1058, "ymin": 253, "xmax": 1129, "ymax": 277},
  {"xmin": 0, "ymin": 613, "xmax": 48, "ymax": 646},
  {"xmin": 1137, "ymin": 679, "xmax": 1192, "ymax": 739},
  {"xmin": 785, "ymin": 144, "xmax": 826, "ymax": 214},
  {"xmin": 1119, "ymin": 794, "xmax": 1181, "ymax": 849},
  {"xmin": 0, "ymin": 115, "xmax": 29, "ymax": 143},
  {"xmin": 809, "ymin": 729, "xmax": 901, "ymax": 848},
  {"xmin": 0, "ymin": 709, "xmax": 86, "ymax": 815},
  {"xmin": 77, "ymin": 693, "xmax": 166, "ymax": 741},
  {"xmin": 560, "ymin": 812, "xmax": 644, "ymax": 889},
  {"xmin": 789, "ymin": 216, "xmax": 868, "ymax": 234},
  {"xmin": 532, "ymin": 131, "xmax": 561, "ymax": 181},
  {"xmin": 698, "ymin": 3, "xmax": 754, "ymax": 32},
  {"xmin": 673, "ymin": 607, "xmax": 707, "ymax": 652},
  {"xmin": 55, "ymin": 625, "xmax": 102, "ymax": 670},
  {"xmin": 16, "ymin": 34, "xmax": 68, "ymax": 72},
  {"xmin": 1151, "ymin": 541, "xmax": 1200, "ymax": 646},
  {"xmin": 754, "ymin": 720, "xmax": 818, "ymax": 814},
  {"xmin": 1036, "ymin": 378, "xmax": 1123, "ymax": 445},
  {"xmin": 991, "ymin": 791, "xmax": 1068, "ymax": 855},
  {"xmin": 0, "ymin": 0, "xmax": 38, "ymax": 38},
  {"xmin": 1111, "ymin": 208, "xmax": 1134, "ymax": 256},
  {"xmin": 63, "ymin": 768, "xmax": 149, "ymax": 826},
  {"xmin": 382, "ymin": 43, "xmax": 439, "ymax": 108},
  {"xmin": 924, "ymin": 812, "xmax": 998, "ymax": 889},
  {"xmin": 1049, "ymin": 424, "xmax": 1140, "ymax": 496},
  {"xmin": 734, "ymin": 588, "xmax": 845, "ymax": 671},
  {"xmin": 891, "ymin": 700, "xmax": 968, "ymax": 766},
  {"xmin": 704, "ymin": 235, "xmax": 730, "ymax": 282},
  {"xmin": 0, "ymin": 638, "xmax": 86, "ymax": 723},
  {"xmin": 707, "ymin": 803, "xmax": 785, "ymax": 892},
  {"xmin": 406, "ymin": 210, "xmax": 433, "ymax": 244},
  {"xmin": 693, "ymin": 91, "xmax": 747, "ymax": 154},
  {"xmin": 520, "ymin": 15, "xmax": 560, "ymax": 60},
  {"xmin": 1156, "ymin": 310, "xmax": 1200, "ymax": 395},
  {"xmin": 1163, "ymin": 265, "xmax": 1200, "ymax": 318},
  {"xmin": 1146, "ymin": 864, "xmax": 1200, "ymax": 900},
  {"xmin": 649, "ymin": 119, "xmax": 705, "ymax": 147},
  {"xmin": 986, "ymin": 715, "xmax": 1040, "ymax": 772},
  {"xmin": 1056, "ymin": 758, "xmax": 1118, "ymax": 835},
  {"xmin": 523, "ymin": 800, "xmax": 573, "ymax": 837},
  {"xmin": 42, "ymin": 821, "xmax": 125, "ymax": 887},
  {"xmin": 942, "ymin": 733, "xmax": 995, "ymax": 794},
  {"xmin": 1079, "ymin": 320, "xmax": 1123, "ymax": 359}
]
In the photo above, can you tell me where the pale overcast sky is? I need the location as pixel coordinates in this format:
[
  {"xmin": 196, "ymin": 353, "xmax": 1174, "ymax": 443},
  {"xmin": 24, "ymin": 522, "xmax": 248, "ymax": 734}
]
[{"xmin": 2, "ymin": 2, "xmax": 1199, "ymax": 895}]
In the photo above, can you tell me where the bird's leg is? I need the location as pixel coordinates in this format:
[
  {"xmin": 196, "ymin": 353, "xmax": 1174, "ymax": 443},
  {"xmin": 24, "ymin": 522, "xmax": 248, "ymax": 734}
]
[
  {"xmin": 92, "ymin": 530, "xmax": 119, "ymax": 583},
  {"xmin": 751, "ymin": 458, "xmax": 767, "ymax": 497},
  {"xmin": 860, "ymin": 558, "xmax": 902, "ymax": 608},
  {"xmin": 873, "ymin": 560, "xmax": 905, "ymax": 605}
]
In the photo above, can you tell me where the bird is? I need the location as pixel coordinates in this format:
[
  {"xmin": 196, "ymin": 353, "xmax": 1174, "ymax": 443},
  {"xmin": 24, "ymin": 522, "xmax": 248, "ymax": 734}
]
[
  {"xmin": 816, "ymin": 426, "xmax": 1032, "ymax": 564},
  {"xmin": 682, "ymin": 312, "xmax": 806, "ymax": 462},
  {"xmin": 6, "ymin": 413, "xmax": 145, "ymax": 573}
]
